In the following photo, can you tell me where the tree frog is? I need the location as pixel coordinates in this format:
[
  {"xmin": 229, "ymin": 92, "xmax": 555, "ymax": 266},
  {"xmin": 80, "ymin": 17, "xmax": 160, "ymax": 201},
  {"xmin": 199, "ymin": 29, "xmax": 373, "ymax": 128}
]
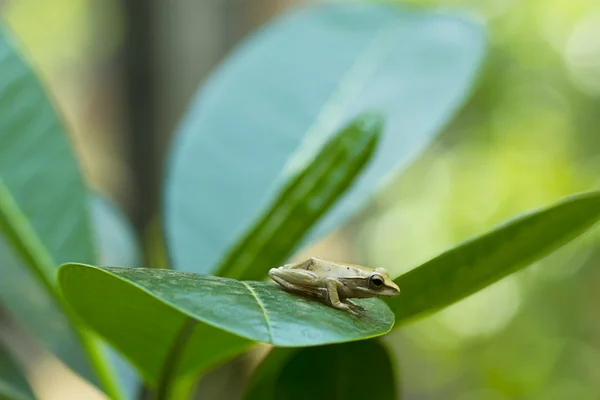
[{"xmin": 268, "ymin": 257, "xmax": 400, "ymax": 314}]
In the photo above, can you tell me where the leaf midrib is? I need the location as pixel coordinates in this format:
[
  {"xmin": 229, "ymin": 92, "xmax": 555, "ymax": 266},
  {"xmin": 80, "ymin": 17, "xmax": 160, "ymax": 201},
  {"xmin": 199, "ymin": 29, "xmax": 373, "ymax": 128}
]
[
  {"xmin": 0, "ymin": 178, "xmax": 56, "ymax": 289},
  {"xmin": 242, "ymin": 281, "xmax": 274, "ymax": 343},
  {"xmin": 85, "ymin": 266, "xmax": 275, "ymax": 343}
]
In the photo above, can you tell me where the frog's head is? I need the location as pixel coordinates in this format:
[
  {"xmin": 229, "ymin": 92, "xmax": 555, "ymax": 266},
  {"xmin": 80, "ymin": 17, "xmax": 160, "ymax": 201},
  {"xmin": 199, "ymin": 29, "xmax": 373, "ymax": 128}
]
[{"xmin": 363, "ymin": 267, "xmax": 400, "ymax": 297}]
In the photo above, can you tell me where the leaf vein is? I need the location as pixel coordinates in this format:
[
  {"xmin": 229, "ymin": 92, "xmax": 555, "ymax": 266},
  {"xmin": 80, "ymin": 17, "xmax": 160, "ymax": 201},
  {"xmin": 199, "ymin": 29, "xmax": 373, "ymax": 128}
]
[{"xmin": 241, "ymin": 282, "xmax": 274, "ymax": 343}]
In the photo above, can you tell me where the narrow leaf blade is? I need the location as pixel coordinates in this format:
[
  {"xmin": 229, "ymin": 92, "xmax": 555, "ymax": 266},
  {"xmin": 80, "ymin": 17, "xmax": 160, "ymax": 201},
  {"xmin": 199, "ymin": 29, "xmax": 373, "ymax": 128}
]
[
  {"xmin": 216, "ymin": 113, "xmax": 381, "ymax": 280},
  {"xmin": 387, "ymin": 191, "xmax": 600, "ymax": 324}
]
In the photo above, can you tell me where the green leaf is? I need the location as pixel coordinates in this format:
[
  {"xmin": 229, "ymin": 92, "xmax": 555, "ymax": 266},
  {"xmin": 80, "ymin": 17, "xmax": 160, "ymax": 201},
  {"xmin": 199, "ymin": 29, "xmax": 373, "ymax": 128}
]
[
  {"xmin": 0, "ymin": 22, "xmax": 126, "ymax": 397},
  {"xmin": 387, "ymin": 191, "xmax": 600, "ymax": 324},
  {"xmin": 244, "ymin": 341, "xmax": 397, "ymax": 400},
  {"xmin": 0, "ymin": 23, "xmax": 94, "ymax": 273},
  {"xmin": 0, "ymin": 341, "xmax": 34, "ymax": 400},
  {"xmin": 0, "ymin": 194, "xmax": 141, "ymax": 399},
  {"xmin": 165, "ymin": 3, "xmax": 486, "ymax": 275},
  {"xmin": 58, "ymin": 264, "xmax": 395, "ymax": 388},
  {"xmin": 216, "ymin": 113, "xmax": 381, "ymax": 280},
  {"xmin": 0, "ymin": 233, "xmax": 92, "ymax": 381}
]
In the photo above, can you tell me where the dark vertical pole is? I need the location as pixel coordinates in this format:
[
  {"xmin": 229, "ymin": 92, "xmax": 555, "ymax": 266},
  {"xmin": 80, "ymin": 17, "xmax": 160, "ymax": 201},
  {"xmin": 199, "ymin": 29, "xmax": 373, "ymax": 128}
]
[
  {"xmin": 121, "ymin": 0, "xmax": 159, "ymax": 234},
  {"xmin": 120, "ymin": 5, "xmax": 158, "ymax": 397}
]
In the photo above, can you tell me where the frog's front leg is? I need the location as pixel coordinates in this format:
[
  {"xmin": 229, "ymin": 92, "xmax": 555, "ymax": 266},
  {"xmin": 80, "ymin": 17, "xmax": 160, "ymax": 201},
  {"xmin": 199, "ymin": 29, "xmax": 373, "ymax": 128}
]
[{"xmin": 325, "ymin": 278, "xmax": 358, "ymax": 314}]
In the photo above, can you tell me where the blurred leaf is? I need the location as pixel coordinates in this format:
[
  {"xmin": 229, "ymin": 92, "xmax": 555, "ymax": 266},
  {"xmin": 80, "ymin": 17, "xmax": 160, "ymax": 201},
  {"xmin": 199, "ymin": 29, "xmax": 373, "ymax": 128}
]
[
  {"xmin": 58, "ymin": 264, "xmax": 395, "ymax": 389},
  {"xmin": 0, "ymin": 23, "xmax": 126, "ymax": 397},
  {"xmin": 0, "ymin": 233, "xmax": 93, "ymax": 384},
  {"xmin": 165, "ymin": 3, "xmax": 486, "ymax": 275},
  {"xmin": 0, "ymin": 23, "xmax": 94, "ymax": 274},
  {"xmin": 92, "ymin": 195, "xmax": 141, "ymax": 268},
  {"xmin": 241, "ymin": 348, "xmax": 296, "ymax": 400},
  {"xmin": 0, "ymin": 194, "xmax": 142, "ymax": 398},
  {"xmin": 387, "ymin": 191, "xmax": 600, "ymax": 323},
  {"xmin": 217, "ymin": 113, "xmax": 380, "ymax": 280},
  {"xmin": 244, "ymin": 341, "xmax": 397, "ymax": 400},
  {"xmin": 0, "ymin": 341, "xmax": 34, "ymax": 400}
]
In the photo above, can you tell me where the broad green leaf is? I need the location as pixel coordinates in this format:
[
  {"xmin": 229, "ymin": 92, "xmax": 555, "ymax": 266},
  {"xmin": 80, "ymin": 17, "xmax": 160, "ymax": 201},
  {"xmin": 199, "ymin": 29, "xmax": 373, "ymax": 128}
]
[
  {"xmin": 244, "ymin": 341, "xmax": 397, "ymax": 400},
  {"xmin": 0, "ymin": 194, "xmax": 141, "ymax": 398},
  {"xmin": 165, "ymin": 3, "xmax": 486, "ymax": 275},
  {"xmin": 58, "ymin": 264, "xmax": 395, "ymax": 387},
  {"xmin": 387, "ymin": 191, "xmax": 600, "ymax": 324},
  {"xmin": 217, "ymin": 113, "xmax": 380, "ymax": 280},
  {"xmin": 0, "ymin": 341, "xmax": 34, "ymax": 400}
]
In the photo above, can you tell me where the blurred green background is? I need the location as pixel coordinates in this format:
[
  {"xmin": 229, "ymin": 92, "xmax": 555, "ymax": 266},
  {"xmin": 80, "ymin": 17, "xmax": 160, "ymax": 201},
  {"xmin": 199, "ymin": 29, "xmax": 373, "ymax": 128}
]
[{"xmin": 1, "ymin": 0, "xmax": 599, "ymax": 399}]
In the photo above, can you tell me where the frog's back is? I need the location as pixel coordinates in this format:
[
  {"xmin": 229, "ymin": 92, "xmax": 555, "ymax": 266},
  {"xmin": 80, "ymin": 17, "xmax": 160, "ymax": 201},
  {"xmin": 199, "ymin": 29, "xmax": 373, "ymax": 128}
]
[{"xmin": 288, "ymin": 257, "xmax": 371, "ymax": 278}]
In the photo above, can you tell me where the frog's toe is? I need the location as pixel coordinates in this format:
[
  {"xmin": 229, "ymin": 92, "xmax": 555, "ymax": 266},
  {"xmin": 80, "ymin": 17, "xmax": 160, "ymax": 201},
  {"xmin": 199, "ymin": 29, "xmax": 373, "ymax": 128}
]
[
  {"xmin": 345, "ymin": 300, "xmax": 366, "ymax": 312},
  {"xmin": 331, "ymin": 301, "xmax": 359, "ymax": 315}
]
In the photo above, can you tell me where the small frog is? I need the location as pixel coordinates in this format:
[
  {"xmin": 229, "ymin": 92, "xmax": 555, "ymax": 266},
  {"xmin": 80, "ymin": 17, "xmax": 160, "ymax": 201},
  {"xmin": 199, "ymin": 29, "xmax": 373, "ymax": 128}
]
[{"xmin": 268, "ymin": 257, "xmax": 400, "ymax": 314}]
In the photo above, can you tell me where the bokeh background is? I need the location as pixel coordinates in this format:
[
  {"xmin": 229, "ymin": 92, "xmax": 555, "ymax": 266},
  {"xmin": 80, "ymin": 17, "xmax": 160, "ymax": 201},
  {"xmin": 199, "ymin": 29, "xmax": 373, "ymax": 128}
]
[{"xmin": 1, "ymin": 0, "xmax": 600, "ymax": 399}]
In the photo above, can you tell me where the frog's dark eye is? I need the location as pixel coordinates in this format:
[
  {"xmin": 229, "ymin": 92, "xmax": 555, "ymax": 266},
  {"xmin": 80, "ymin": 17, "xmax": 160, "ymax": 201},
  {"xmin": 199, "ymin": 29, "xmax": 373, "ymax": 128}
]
[{"xmin": 369, "ymin": 274, "xmax": 384, "ymax": 289}]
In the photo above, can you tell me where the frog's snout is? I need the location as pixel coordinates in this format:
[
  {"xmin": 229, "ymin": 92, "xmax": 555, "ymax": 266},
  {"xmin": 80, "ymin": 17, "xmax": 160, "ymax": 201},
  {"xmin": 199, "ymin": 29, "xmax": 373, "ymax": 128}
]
[{"xmin": 386, "ymin": 281, "xmax": 401, "ymax": 296}]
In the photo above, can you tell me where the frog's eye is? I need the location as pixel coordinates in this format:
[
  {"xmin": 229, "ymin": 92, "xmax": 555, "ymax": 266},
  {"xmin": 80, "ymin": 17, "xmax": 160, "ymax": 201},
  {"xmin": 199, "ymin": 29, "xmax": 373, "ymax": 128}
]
[{"xmin": 369, "ymin": 274, "xmax": 385, "ymax": 289}]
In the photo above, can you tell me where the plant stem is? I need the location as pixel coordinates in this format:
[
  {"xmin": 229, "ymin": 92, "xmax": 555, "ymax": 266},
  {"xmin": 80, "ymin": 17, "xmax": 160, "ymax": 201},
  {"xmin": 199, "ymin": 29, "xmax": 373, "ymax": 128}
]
[
  {"xmin": 77, "ymin": 327, "xmax": 125, "ymax": 400},
  {"xmin": 156, "ymin": 317, "xmax": 196, "ymax": 400}
]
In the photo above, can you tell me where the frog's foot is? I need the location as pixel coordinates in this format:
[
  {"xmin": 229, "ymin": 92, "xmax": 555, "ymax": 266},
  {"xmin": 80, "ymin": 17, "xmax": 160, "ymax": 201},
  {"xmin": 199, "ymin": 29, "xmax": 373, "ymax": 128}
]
[
  {"xmin": 344, "ymin": 299, "xmax": 366, "ymax": 312},
  {"xmin": 331, "ymin": 301, "xmax": 361, "ymax": 316}
]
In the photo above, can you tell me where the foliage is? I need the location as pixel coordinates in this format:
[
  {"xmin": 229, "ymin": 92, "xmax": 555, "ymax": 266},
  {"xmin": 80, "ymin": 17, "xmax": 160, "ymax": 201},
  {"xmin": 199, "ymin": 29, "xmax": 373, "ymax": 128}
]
[{"xmin": 1, "ymin": 2, "xmax": 598, "ymax": 400}]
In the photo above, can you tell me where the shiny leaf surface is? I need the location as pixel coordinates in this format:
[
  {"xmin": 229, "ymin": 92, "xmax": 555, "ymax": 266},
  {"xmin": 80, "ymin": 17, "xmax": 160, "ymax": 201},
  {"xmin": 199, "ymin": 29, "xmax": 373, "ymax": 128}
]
[{"xmin": 58, "ymin": 264, "xmax": 395, "ymax": 386}]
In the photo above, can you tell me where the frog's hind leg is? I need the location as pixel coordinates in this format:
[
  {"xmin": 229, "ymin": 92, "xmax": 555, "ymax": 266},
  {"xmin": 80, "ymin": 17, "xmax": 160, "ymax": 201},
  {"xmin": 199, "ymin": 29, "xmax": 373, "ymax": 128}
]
[
  {"xmin": 269, "ymin": 268, "xmax": 319, "ymax": 285},
  {"xmin": 270, "ymin": 275, "xmax": 323, "ymax": 298},
  {"xmin": 279, "ymin": 257, "xmax": 317, "ymax": 271},
  {"xmin": 269, "ymin": 269, "xmax": 324, "ymax": 298}
]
